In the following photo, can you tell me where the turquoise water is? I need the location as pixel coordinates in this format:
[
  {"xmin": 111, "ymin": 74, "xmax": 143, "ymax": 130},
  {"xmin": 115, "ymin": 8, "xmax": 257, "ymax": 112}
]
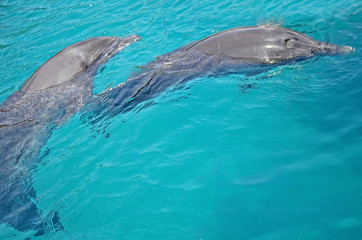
[{"xmin": 1, "ymin": 0, "xmax": 362, "ymax": 239}]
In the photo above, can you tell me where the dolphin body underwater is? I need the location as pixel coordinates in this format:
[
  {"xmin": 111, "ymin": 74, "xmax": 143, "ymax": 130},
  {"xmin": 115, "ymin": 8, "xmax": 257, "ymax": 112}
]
[
  {"xmin": 0, "ymin": 35, "xmax": 141, "ymax": 235},
  {"xmin": 0, "ymin": 25, "xmax": 351, "ymax": 236}
]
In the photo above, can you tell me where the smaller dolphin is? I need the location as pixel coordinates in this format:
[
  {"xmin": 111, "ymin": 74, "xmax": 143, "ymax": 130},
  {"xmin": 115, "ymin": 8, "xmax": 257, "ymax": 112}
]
[
  {"xmin": 21, "ymin": 36, "xmax": 140, "ymax": 93},
  {"xmin": 90, "ymin": 25, "xmax": 352, "ymax": 117},
  {"xmin": 0, "ymin": 34, "xmax": 140, "ymax": 236}
]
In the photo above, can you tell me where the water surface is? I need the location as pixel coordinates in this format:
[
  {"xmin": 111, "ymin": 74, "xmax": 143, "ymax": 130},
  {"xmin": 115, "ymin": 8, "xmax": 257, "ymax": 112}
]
[{"xmin": 0, "ymin": 0, "xmax": 361, "ymax": 239}]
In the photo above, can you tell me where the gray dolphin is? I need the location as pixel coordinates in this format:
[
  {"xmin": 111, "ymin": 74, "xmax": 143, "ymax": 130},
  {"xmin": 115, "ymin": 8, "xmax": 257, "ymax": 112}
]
[
  {"xmin": 90, "ymin": 25, "xmax": 351, "ymax": 118},
  {"xmin": 0, "ymin": 34, "xmax": 140, "ymax": 236}
]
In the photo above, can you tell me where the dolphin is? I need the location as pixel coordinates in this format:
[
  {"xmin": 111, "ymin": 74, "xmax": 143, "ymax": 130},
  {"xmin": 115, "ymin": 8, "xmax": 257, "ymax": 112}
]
[
  {"xmin": 89, "ymin": 25, "xmax": 352, "ymax": 118},
  {"xmin": 0, "ymin": 34, "xmax": 140, "ymax": 236}
]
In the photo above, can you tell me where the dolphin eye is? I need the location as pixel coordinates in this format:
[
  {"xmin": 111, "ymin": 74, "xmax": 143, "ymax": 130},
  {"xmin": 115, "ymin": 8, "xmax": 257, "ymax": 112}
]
[
  {"xmin": 285, "ymin": 37, "xmax": 300, "ymax": 48},
  {"xmin": 284, "ymin": 39, "xmax": 293, "ymax": 48}
]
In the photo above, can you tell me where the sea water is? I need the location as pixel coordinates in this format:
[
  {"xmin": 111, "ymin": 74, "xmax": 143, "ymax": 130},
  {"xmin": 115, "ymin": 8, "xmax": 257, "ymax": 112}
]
[{"xmin": 0, "ymin": 0, "xmax": 361, "ymax": 239}]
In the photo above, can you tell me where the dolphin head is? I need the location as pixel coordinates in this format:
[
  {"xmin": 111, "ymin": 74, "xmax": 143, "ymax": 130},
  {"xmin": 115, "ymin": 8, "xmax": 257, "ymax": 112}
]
[
  {"xmin": 71, "ymin": 35, "xmax": 141, "ymax": 68},
  {"xmin": 191, "ymin": 25, "xmax": 352, "ymax": 64},
  {"xmin": 70, "ymin": 36, "xmax": 118, "ymax": 68},
  {"xmin": 261, "ymin": 26, "xmax": 353, "ymax": 63},
  {"xmin": 21, "ymin": 35, "xmax": 141, "ymax": 93}
]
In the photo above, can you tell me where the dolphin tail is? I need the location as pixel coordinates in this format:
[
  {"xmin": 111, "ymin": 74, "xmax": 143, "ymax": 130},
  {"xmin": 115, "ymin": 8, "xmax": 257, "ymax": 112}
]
[{"xmin": 1, "ymin": 180, "xmax": 63, "ymax": 237}]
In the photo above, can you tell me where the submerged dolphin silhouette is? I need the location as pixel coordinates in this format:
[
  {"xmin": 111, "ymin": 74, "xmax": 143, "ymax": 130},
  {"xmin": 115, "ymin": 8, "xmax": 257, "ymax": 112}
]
[
  {"xmin": 0, "ymin": 35, "xmax": 140, "ymax": 236},
  {"xmin": 90, "ymin": 25, "xmax": 351, "ymax": 118}
]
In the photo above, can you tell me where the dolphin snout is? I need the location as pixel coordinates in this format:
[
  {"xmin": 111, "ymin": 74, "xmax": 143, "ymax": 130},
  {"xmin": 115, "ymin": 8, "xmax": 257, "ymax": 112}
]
[
  {"xmin": 123, "ymin": 34, "xmax": 142, "ymax": 44},
  {"xmin": 317, "ymin": 42, "xmax": 354, "ymax": 55}
]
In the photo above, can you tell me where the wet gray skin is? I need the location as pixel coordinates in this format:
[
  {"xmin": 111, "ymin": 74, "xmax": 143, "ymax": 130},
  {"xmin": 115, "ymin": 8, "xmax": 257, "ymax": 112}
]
[
  {"xmin": 190, "ymin": 25, "xmax": 350, "ymax": 63},
  {"xmin": 21, "ymin": 36, "xmax": 141, "ymax": 92},
  {"xmin": 91, "ymin": 25, "xmax": 351, "ymax": 119},
  {"xmin": 0, "ymin": 34, "xmax": 140, "ymax": 236}
]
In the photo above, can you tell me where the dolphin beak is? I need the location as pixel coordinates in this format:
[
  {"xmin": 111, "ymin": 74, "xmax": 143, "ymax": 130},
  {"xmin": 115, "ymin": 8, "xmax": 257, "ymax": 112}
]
[
  {"xmin": 317, "ymin": 42, "xmax": 354, "ymax": 55},
  {"xmin": 122, "ymin": 34, "xmax": 142, "ymax": 45},
  {"xmin": 112, "ymin": 34, "xmax": 141, "ymax": 52}
]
